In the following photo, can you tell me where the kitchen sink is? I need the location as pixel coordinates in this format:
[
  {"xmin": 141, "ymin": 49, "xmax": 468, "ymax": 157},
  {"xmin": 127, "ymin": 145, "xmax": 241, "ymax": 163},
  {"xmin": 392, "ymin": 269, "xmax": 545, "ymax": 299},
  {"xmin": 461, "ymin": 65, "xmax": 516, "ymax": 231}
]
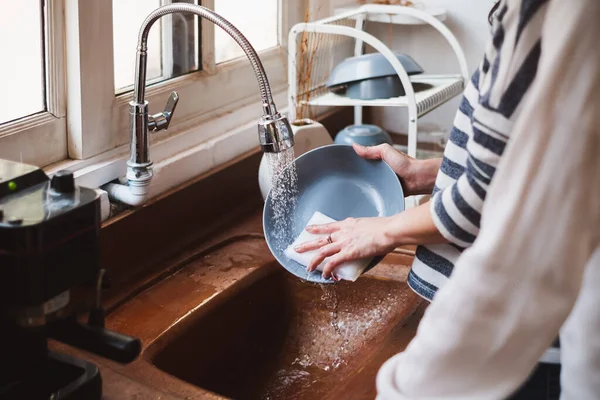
[{"xmin": 105, "ymin": 236, "xmax": 423, "ymax": 400}]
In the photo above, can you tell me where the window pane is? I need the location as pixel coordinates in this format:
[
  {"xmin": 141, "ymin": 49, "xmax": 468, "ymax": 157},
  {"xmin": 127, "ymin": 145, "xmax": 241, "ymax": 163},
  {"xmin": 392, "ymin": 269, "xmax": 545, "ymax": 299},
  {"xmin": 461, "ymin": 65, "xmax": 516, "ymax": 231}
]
[
  {"xmin": 0, "ymin": 1, "xmax": 45, "ymax": 125},
  {"xmin": 113, "ymin": 0, "xmax": 201, "ymax": 93},
  {"xmin": 214, "ymin": 0, "xmax": 278, "ymax": 64}
]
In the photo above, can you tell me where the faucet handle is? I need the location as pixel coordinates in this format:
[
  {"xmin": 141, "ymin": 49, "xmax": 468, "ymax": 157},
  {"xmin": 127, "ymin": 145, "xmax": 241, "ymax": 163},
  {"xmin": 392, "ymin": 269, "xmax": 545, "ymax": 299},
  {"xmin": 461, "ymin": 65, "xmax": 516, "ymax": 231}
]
[{"xmin": 149, "ymin": 91, "xmax": 179, "ymax": 132}]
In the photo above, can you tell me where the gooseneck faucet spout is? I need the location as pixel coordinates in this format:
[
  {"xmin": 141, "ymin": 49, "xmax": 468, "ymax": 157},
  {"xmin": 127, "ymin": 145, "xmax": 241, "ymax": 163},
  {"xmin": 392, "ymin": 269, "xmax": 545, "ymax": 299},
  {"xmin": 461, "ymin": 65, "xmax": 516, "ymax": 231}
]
[{"xmin": 105, "ymin": 4, "xmax": 294, "ymax": 207}]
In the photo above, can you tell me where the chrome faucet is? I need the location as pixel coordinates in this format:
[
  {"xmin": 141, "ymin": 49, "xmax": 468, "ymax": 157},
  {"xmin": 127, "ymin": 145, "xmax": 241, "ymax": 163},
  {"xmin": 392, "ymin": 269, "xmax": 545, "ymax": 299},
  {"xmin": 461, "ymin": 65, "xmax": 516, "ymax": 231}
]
[{"xmin": 105, "ymin": 4, "xmax": 294, "ymax": 206}]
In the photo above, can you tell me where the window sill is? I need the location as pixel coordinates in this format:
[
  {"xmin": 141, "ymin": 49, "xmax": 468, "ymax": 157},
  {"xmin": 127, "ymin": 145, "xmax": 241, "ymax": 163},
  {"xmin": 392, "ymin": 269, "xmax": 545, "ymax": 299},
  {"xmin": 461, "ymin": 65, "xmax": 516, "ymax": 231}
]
[{"xmin": 45, "ymin": 89, "xmax": 290, "ymax": 220}]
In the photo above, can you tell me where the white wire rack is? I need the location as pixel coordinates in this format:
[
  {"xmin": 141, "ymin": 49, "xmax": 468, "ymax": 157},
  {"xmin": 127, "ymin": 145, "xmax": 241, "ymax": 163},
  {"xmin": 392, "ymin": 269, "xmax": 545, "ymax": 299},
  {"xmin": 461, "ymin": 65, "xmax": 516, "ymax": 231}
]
[{"xmin": 288, "ymin": 4, "xmax": 469, "ymax": 159}]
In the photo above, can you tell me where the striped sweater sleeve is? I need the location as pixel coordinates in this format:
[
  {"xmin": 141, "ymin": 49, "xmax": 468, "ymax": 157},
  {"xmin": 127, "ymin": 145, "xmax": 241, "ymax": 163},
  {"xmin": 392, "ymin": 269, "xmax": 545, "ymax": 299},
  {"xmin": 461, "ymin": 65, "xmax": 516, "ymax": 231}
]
[
  {"xmin": 377, "ymin": 0, "xmax": 600, "ymax": 396},
  {"xmin": 430, "ymin": 0, "xmax": 548, "ymax": 248}
]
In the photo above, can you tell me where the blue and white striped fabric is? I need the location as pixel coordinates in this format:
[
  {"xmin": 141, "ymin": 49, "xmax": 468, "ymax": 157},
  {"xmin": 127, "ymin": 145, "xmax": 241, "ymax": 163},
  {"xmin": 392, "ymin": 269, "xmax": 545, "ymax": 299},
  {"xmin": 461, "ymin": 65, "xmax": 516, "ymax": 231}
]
[{"xmin": 408, "ymin": 0, "xmax": 549, "ymax": 301}]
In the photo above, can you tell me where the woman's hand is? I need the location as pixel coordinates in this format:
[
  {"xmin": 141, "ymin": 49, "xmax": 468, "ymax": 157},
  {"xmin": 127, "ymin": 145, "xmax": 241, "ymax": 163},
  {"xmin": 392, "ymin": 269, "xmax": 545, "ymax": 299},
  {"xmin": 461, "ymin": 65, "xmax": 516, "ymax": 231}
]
[
  {"xmin": 352, "ymin": 143, "xmax": 441, "ymax": 196},
  {"xmin": 294, "ymin": 216, "xmax": 396, "ymax": 280},
  {"xmin": 294, "ymin": 203, "xmax": 449, "ymax": 280}
]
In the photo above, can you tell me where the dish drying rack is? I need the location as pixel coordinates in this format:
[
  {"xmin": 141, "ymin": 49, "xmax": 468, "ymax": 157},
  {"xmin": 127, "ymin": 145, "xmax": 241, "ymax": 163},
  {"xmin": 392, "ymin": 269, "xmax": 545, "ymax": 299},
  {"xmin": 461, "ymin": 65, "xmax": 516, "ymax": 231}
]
[{"xmin": 288, "ymin": 4, "xmax": 469, "ymax": 159}]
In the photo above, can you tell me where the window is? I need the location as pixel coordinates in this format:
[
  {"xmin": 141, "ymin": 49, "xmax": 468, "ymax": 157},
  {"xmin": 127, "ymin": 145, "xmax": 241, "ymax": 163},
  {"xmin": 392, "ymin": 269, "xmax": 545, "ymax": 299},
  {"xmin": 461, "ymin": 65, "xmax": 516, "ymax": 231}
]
[
  {"xmin": 214, "ymin": 0, "xmax": 278, "ymax": 64},
  {"xmin": 0, "ymin": 0, "xmax": 67, "ymax": 167},
  {"xmin": 113, "ymin": 0, "xmax": 201, "ymax": 93},
  {"xmin": 1, "ymin": 0, "xmax": 306, "ymax": 170},
  {"xmin": 106, "ymin": 0, "xmax": 291, "ymax": 162},
  {"xmin": 0, "ymin": 1, "xmax": 45, "ymax": 125}
]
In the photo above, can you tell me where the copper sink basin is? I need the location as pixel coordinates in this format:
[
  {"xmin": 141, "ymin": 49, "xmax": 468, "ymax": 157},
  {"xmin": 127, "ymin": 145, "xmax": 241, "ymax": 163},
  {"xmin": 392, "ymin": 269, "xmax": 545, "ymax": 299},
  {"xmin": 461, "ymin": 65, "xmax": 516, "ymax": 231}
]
[{"xmin": 105, "ymin": 236, "xmax": 423, "ymax": 400}]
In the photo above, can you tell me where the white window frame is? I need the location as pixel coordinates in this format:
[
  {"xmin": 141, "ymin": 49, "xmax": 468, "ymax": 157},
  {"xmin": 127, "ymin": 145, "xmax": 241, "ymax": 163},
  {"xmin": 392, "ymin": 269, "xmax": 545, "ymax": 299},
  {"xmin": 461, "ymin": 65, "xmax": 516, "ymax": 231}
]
[
  {"xmin": 1, "ymin": 0, "xmax": 308, "ymax": 169},
  {"xmin": 64, "ymin": 0, "xmax": 305, "ymax": 161},
  {"xmin": 0, "ymin": 0, "xmax": 67, "ymax": 167},
  {"xmin": 48, "ymin": 0, "xmax": 314, "ymax": 196},
  {"xmin": 3, "ymin": 0, "xmax": 330, "ymax": 202}
]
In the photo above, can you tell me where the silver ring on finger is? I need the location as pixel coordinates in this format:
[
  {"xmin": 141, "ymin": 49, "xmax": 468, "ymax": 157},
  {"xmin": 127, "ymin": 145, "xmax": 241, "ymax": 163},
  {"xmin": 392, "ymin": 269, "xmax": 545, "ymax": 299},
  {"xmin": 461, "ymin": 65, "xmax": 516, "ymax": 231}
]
[{"xmin": 326, "ymin": 234, "xmax": 333, "ymax": 244}]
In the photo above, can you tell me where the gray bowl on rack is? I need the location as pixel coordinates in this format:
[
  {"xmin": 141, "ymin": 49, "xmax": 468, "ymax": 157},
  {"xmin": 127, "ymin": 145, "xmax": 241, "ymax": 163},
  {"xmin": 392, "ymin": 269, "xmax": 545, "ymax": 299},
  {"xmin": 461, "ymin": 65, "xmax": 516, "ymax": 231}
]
[
  {"xmin": 326, "ymin": 53, "xmax": 428, "ymax": 100},
  {"xmin": 334, "ymin": 124, "xmax": 393, "ymax": 147}
]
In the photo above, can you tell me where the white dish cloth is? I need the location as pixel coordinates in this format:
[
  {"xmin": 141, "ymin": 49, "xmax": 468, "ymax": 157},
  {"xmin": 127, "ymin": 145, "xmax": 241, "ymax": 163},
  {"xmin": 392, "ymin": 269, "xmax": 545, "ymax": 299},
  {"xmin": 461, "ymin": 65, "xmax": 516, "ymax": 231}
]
[{"xmin": 284, "ymin": 211, "xmax": 371, "ymax": 282}]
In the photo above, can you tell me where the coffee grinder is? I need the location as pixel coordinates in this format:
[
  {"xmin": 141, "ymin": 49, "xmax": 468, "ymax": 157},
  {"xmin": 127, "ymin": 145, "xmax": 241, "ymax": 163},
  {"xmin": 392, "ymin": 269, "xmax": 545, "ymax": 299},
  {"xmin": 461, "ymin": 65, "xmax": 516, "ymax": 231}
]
[{"xmin": 0, "ymin": 158, "xmax": 141, "ymax": 399}]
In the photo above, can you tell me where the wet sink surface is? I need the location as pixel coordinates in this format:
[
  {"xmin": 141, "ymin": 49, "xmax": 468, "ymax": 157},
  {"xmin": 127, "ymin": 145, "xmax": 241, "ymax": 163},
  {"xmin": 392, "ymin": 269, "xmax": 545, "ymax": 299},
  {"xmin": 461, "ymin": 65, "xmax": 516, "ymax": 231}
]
[
  {"xmin": 107, "ymin": 236, "xmax": 422, "ymax": 400},
  {"xmin": 149, "ymin": 270, "xmax": 420, "ymax": 400}
]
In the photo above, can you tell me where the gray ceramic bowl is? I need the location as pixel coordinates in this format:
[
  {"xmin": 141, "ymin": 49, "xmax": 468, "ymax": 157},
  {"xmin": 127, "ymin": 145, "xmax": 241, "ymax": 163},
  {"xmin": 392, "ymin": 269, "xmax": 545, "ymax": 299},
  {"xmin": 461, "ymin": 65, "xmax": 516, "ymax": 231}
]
[
  {"xmin": 329, "ymin": 78, "xmax": 435, "ymax": 100},
  {"xmin": 345, "ymin": 75, "xmax": 405, "ymax": 100},
  {"xmin": 334, "ymin": 124, "xmax": 393, "ymax": 147},
  {"xmin": 263, "ymin": 144, "xmax": 405, "ymax": 284},
  {"xmin": 326, "ymin": 52, "xmax": 423, "ymax": 88}
]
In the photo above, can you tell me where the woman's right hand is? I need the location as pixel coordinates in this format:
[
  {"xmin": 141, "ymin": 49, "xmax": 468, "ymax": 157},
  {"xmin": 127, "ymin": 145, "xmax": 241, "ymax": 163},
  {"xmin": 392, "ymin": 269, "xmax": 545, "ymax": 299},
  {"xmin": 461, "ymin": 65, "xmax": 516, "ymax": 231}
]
[{"xmin": 352, "ymin": 143, "xmax": 441, "ymax": 196}]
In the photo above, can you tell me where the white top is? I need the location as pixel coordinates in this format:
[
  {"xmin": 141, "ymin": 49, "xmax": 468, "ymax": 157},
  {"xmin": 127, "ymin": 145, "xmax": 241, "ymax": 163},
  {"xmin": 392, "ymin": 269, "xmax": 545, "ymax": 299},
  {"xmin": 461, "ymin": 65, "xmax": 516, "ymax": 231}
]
[{"xmin": 376, "ymin": 0, "xmax": 600, "ymax": 398}]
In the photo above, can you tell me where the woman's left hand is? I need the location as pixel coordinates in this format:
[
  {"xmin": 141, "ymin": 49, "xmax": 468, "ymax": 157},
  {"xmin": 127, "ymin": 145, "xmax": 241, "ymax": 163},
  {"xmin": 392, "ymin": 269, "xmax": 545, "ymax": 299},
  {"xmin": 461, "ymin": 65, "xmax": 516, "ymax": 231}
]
[{"xmin": 294, "ymin": 216, "xmax": 396, "ymax": 280}]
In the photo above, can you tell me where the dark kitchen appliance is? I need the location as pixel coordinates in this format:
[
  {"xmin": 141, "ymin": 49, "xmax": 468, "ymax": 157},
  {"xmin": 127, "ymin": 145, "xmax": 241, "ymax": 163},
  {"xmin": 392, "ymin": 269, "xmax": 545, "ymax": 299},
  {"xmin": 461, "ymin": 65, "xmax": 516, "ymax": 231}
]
[{"xmin": 0, "ymin": 159, "xmax": 141, "ymax": 399}]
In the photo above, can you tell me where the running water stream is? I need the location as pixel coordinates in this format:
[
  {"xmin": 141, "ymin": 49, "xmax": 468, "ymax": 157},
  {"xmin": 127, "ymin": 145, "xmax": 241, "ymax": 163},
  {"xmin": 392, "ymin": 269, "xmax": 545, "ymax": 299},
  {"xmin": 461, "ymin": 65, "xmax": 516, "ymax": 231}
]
[
  {"xmin": 265, "ymin": 147, "xmax": 298, "ymax": 253},
  {"xmin": 266, "ymin": 147, "xmax": 347, "ymax": 376}
]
